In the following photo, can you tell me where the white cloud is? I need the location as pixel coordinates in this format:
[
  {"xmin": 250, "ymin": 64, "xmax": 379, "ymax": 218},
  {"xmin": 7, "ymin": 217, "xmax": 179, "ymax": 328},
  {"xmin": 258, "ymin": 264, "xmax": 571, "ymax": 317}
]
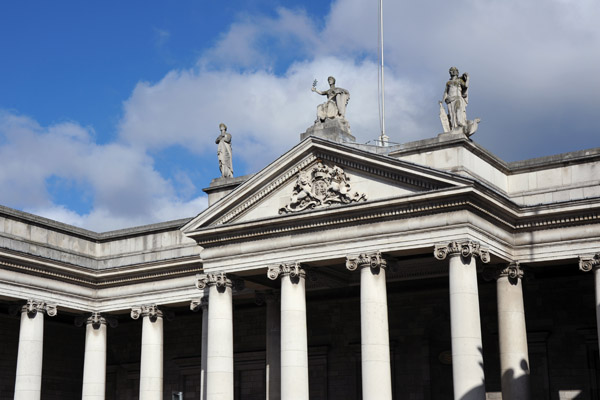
[
  {"xmin": 117, "ymin": 56, "xmax": 426, "ymax": 172},
  {"xmin": 199, "ymin": 7, "xmax": 320, "ymax": 70},
  {"xmin": 122, "ymin": 0, "xmax": 599, "ymax": 166},
  {"xmin": 320, "ymin": 0, "xmax": 600, "ymax": 157},
  {"xmin": 0, "ymin": 111, "xmax": 207, "ymax": 232},
  {"xmin": 2, "ymin": 0, "xmax": 599, "ymax": 231}
]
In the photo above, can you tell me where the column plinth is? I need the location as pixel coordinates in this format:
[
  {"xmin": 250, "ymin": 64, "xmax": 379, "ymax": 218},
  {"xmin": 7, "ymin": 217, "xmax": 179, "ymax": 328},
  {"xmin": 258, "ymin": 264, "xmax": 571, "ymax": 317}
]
[
  {"xmin": 82, "ymin": 312, "xmax": 108, "ymax": 399},
  {"xmin": 197, "ymin": 272, "xmax": 234, "ymax": 400},
  {"xmin": 496, "ymin": 262, "xmax": 531, "ymax": 400},
  {"xmin": 346, "ymin": 252, "xmax": 392, "ymax": 400},
  {"xmin": 267, "ymin": 263, "xmax": 309, "ymax": 400},
  {"xmin": 434, "ymin": 240, "xmax": 489, "ymax": 400},
  {"xmin": 131, "ymin": 305, "xmax": 163, "ymax": 400},
  {"xmin": 14, "ymin": 299, "xmax": 56, "ymax": 400}
]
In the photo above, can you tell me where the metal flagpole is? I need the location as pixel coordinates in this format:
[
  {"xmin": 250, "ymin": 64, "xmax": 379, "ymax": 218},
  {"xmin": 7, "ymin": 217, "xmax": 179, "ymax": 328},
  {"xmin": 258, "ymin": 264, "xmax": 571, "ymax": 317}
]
[{"xmin": 379, "ymin": 0, "xmax": 389, "ymax": 146}]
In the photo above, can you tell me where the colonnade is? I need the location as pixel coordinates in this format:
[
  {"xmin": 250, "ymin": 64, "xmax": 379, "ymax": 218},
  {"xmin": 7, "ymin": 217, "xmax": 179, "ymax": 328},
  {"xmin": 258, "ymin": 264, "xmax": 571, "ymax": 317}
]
[{"xmin": 13, "ymin": 242, "xmax": 599, "ymax": 399}]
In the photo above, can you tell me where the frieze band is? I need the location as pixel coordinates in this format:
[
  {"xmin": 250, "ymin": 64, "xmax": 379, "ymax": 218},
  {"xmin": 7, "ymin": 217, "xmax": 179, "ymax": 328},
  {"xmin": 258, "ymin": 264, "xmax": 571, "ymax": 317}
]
[
  {"xmin": 579, "ymin": 254, "xmax": 600, "ymax": 272},
  {"xmin": 267, "ymin": 263, "xmax": 306, "ymax": 280},
  {"xmin": 21, "ymin": 299, "xmax": 57, "ymax": 318},
  {"xmin": 433, "ymin": 240, "xmax": 490, "ymax": 263},
  {"xmin": 346, "ymin": 251, "xmax": 387, "ymax": 271}
]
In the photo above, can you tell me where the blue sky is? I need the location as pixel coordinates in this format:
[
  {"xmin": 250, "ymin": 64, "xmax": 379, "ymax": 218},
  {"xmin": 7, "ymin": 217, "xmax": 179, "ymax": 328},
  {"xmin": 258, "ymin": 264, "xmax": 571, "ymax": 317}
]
[{"xmin": 0, "ymin": 0, "xmax": 599, "ymax": 231}]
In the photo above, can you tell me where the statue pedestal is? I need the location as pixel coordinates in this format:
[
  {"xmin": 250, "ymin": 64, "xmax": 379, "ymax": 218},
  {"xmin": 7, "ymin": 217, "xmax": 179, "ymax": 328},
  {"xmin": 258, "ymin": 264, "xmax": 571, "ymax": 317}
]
[
  {"xmin": 203, "ymin": 175, "xmax": 253, "ymax": 206},
  {"xmin": 300, "ymin": 118, "xmax": 356, "ymax": 143}
]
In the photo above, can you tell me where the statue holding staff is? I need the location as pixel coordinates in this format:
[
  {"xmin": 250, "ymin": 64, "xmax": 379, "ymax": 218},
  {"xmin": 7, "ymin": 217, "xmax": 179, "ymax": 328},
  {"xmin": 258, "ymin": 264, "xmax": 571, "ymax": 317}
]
[{"xmin": 311, "ymin": 76, "xmax": 350, "ymax": 123}]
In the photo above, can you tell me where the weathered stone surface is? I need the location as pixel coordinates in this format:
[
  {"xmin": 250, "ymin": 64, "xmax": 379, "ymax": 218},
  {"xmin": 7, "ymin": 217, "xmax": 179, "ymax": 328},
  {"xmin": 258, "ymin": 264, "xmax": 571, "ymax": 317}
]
[
  {"xmin": 300, "ymin": 117, "xmax": 355, "ymax": 142},
  {"xmin": 216, "ymin": 123, "xmax": 233, "ymax": 178},
  {"xmin": 440, "ymin": 66, "xmax": 480, "ymax": 137}
]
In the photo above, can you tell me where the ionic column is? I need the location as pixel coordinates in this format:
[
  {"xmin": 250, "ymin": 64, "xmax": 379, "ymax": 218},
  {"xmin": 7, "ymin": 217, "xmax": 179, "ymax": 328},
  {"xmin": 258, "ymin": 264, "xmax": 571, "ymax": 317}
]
[
  {"xmin": 14, "ymin": 300, "xmax": 56, "ymax": 400},
  {"xmin": 191, "ymin": 296, "xmax": 209, "ymax": 400},
  {"xmin": 579, "ymin": 253, "xmax": 600, "ymax": 360},
  {"xmin": 265, "ymin": 293, "xmax": 281, "ymax": 400},
  {"xmin": 131, "ymin": 305, "xmax": 163, "ymax": 400},
  {"xmin": 495, "ymin": 262, "xmax": 531, "ymax": 400},
  {"xmin": 267, "ymin": 263, "xmax": 309, "ymax": 400},
  {"xmin": 197, "ymin": 273, "xmax": 234, "ymax": 400},
  {"xmin": 346, "ymin": 252, "xmax": 392, "ymax": 400},
  {"xmin": 82, "ymin": 313, "xmax": 108, "ymax": 399},
  {"xmin": 434, "ymin": 240, "xmax": 490, "ymax": 400}
]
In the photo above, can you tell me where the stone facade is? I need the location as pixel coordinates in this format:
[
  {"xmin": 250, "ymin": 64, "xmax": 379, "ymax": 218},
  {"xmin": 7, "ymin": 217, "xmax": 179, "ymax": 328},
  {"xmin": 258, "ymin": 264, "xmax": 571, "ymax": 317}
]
[{"xmin": 1, "ymin": 132, "xmax": 600, "ymax": 399}]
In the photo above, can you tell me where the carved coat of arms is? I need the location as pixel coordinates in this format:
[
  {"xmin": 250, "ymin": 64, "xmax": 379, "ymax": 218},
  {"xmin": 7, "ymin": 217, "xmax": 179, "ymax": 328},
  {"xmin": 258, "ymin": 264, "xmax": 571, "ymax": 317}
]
[{"xmin": 279, "ymin": 162, "xmax": 367, "ymax": 214}]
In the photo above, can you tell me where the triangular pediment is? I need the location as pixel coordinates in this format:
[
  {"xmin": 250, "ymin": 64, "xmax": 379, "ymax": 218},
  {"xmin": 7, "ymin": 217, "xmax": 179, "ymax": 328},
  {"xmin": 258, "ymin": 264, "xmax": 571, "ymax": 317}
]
[{"xmin": 182, "ymin": 137, "xmax": 469, "ymax": 234}]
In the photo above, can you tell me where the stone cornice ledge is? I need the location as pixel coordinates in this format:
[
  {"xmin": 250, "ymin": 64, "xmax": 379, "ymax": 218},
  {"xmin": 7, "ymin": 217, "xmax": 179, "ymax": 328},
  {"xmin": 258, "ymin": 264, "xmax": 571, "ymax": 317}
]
[
  {"xmin": 188, "ymin": 186, "xmax": 600, "ymax": 247},
  {"xmin": 183, "ymin": 136, "xmax": 471, "ymax": 231},
  {"xmin": 0, "ymin": 204, "xmax": 190, "ymax": 241},
  {"xmin": 0, "ymin": 250, "xmax": 202, "ymax": 287}
]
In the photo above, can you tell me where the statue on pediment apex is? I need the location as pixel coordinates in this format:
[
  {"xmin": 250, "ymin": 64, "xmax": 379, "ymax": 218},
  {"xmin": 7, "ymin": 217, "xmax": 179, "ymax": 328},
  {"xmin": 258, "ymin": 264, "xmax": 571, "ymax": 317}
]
[{"xmin": 312, "ymin": 76, "xmax": 350, "ymax": 123}]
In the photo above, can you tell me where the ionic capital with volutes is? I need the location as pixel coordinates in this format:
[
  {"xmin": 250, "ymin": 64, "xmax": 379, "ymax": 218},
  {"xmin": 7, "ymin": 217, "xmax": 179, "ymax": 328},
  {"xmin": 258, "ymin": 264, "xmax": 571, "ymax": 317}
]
[
  {"xmin": 190, "ymin": 296, "xmax": 209, "ymax": 312},
  {"xmin": 196, "ymin": 272, "xmax": 232, "ymax": 290},
  {"xmin": 579, "ymin": 253, "xmax": 600, "ymax": 272},
  {"xmin": 346, "ymin": 251, "xmax": 387, "ymax": 271},
  {"xmin": 21, "ymin": 299, "xmax": 57, "ymax": 318},
  {"xmin": 498, "ymin": 261, "xmax": 524, "ymax": 280},
  {"xmin": 131, "ymin": 304, "xmax": 163, "ymax": 322},
  {"xmin": 433, "ymin": 240, "xmax": 490, "ymax": 263},
  {"xmin": 86, "ymin": 312, "xmax": 107, "ymax": 329},
  {"xmin": 267, "ymin": 262, "xmax": 305, "ymax": 280}
]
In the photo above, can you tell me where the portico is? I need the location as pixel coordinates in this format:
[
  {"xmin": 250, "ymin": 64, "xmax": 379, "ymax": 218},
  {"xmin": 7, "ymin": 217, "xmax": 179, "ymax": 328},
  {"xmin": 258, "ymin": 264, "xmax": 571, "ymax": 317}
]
[{"xmin": 1, "ymin": 131, "xmax": 600, "ymax": 399}]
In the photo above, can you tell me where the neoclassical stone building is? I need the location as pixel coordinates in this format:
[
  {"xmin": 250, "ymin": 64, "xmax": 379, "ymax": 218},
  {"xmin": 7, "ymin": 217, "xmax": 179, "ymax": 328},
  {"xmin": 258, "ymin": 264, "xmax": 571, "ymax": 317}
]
[{"xmin": 1, "ymin": 129, "xmax": 600, "ymax": 400}]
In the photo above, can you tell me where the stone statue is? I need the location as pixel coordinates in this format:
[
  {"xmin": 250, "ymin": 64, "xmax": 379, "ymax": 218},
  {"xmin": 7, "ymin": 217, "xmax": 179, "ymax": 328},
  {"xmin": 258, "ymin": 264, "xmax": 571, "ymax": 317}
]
[
  {"xmin": 311, "ymin": 76, "xmax": 350, "ymax": 123},
  {"xmin": 440, "ymin": 67, "xmax": 480, "ymax": 137},
  {"xmin": 216, "ymin": 123, "xmax": 233, "ymax": 178}
]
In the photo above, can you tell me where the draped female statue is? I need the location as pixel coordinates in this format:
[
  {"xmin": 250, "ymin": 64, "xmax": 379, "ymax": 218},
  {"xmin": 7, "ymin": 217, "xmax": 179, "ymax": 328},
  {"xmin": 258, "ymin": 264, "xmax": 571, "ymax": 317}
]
[{"xmin": 215, "ymin": 123, "xmax": 233, "ymax": 178}]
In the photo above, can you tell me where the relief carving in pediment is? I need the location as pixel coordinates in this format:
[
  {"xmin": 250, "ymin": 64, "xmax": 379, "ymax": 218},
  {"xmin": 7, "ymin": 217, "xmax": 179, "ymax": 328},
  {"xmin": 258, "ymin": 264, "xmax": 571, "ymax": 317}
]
[{"xmin": 279, "ymin": 161, "xmax": 367, "ymax": 214}]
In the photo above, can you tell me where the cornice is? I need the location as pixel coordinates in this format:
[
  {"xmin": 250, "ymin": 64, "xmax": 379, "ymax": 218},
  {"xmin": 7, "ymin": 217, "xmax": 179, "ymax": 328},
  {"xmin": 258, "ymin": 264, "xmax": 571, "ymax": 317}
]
[
  {"xmin": 215, "ymin": 153, "xmax": 318, "ymax": 225},
  {"xmin": 184, "ymin": 136, "xmax": 472, "ymax": 232},
  {"xmin": 189, "ymin": 186, "xmax": 600, "ymax": 247},
  {"xmin": 387, "ymin": 134, "xmax": 600, "ymax": 175},
  {"xmin": 0, "ymin": 250, "xmax": 202, "ymax": 287},
  {"xmin": 316, "ymin": 152, "xmax": 444, "ymax": 191},
  {"xmin": 0, "ymin": 204, "xmax": 189, "ymax": 242}
]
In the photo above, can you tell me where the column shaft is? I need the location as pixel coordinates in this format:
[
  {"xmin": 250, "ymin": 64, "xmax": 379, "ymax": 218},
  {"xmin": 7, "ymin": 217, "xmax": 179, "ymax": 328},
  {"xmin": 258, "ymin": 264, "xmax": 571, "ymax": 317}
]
[
  {"xmin": 266, "ymin": 296, "xmax": 281, "ymax": 400},
  {"xmin": 360, "ymin": 265, "xmax": 392, "ymax": 400},
  {"xmin": 14, "ymin": 310, "xmax": 44, "ymax": 400},
  {"xmin": 449, "ymin": 254, "xmax": 485, "ymax": 400},
  {"xmin": 82, "ymin": 320, "xmax": 107, "ymax": 399},
  {"xmin": 280, "ymin": 274, "xmax": 309, "ymax": 400},
  {"xmin": 206, "ymin": 284, "xmax": 234, "ymax": 400},
  {"xmin": 139, "ymin": 315, "xmax": 163, "ymax": 400},
  {"xmin": 497, "ymin": 272, "xmax": 531, "ymax": 400},
  {"xmin": 595, "ymin": 267, "xmax": 600, "ymax": 362},
  {"xmin": 200, "ymin": 303, "xmax": 209, "ymax": 400}
]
